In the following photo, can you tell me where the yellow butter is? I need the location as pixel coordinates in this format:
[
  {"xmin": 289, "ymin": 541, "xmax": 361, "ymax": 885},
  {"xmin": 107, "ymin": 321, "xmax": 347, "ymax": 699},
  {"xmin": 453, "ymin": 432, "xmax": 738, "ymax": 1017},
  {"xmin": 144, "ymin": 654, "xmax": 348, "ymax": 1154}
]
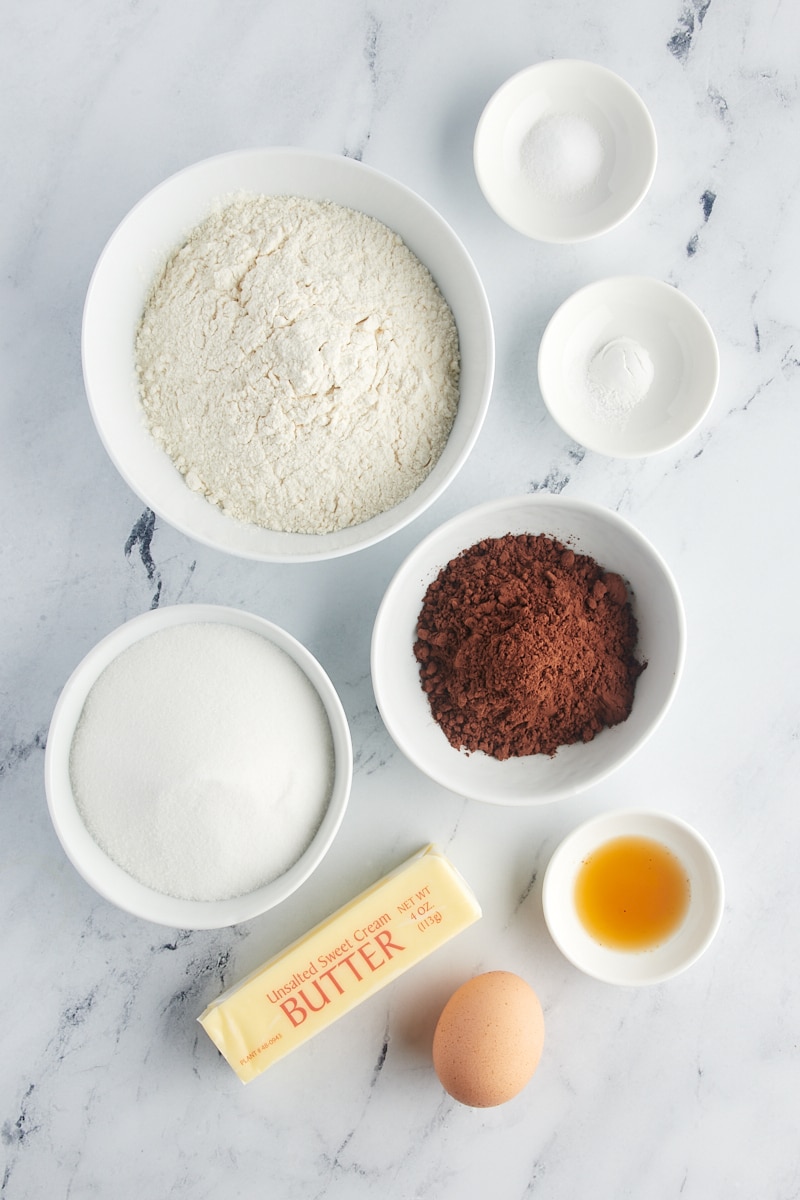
[{"xmin": 198, "ymin": 845, "xmax": 481, "ymax": 1083}]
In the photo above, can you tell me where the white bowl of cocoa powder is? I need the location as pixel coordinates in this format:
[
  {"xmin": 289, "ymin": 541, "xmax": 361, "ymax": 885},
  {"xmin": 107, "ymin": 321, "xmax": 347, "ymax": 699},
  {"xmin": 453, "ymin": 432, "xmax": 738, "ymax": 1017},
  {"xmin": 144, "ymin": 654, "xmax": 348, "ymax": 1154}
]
[{"xmin": 371, "ymin": 495, "xmax": 685, "ymax": 805}]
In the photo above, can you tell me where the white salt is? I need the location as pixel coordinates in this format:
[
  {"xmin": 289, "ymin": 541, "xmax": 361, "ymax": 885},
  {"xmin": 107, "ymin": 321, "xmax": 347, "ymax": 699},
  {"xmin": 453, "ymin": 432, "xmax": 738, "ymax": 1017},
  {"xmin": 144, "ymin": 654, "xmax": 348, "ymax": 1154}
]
[
  {"xmin": 69, "ymin": 622, "xmax": 334, "ymax": 903},
  {"xmin": 520, "ymin": 112, "xmax": 605, "ymax": 199}
]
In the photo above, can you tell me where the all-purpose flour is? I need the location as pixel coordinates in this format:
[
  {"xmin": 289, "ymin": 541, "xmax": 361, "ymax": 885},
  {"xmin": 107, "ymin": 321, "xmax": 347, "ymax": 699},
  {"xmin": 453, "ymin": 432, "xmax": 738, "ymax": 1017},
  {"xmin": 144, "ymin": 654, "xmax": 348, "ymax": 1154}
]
[{"xmin": 136, "ymin": 195, "xmax": 460, "ymax": 534}]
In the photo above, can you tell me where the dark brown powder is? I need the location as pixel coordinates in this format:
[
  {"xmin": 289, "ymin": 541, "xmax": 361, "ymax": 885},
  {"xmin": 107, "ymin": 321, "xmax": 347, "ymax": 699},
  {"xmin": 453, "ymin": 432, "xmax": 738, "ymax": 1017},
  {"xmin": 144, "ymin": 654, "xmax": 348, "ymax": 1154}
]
[{"xmin": 413, "ymin": 532, "xmax": 646, "ymax": 760}]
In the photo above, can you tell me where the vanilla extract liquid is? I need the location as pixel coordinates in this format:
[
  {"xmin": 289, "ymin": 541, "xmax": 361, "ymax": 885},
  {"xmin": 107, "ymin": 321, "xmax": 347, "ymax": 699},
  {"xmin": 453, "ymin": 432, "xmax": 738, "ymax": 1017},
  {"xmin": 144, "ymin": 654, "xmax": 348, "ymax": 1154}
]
[{"xmin": 575, "ymin": 835, "xmax": 690, "ymax": 952}]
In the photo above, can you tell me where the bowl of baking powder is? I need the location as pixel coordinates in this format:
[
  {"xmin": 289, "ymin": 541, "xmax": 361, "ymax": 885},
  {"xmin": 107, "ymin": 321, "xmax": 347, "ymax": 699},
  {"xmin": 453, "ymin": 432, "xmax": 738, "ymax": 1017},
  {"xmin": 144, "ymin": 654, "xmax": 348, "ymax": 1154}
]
[
  {"xmin": 371, "ymin": 495, "xmax": 685, "ymax": 805},
  {"xmin": 82, "ymin": 149, "xmax": 495, "ymax": 561},
  {"xmin": 538, "ymin": 277, "xmax": 720, "ymax": 457},
  {"xmin": 45, "ymin": 605, "xmax": 352, "ymax": 928}
]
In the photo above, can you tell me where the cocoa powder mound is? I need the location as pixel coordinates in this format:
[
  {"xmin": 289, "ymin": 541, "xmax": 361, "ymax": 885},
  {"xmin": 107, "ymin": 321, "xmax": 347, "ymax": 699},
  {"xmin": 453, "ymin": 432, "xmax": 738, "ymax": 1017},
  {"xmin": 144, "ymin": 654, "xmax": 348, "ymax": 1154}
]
[{"xmin": 413, "ymin": 532, "xmax": 646, "ymax": 760}]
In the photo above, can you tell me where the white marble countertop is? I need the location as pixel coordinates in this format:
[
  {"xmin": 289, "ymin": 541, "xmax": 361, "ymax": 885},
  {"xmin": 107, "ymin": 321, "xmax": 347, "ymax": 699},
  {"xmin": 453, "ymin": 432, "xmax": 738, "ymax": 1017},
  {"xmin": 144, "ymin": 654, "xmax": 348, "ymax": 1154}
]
[{"xmin": 3, "ymin": 1, "xmax": 799, "ymax": 1196}]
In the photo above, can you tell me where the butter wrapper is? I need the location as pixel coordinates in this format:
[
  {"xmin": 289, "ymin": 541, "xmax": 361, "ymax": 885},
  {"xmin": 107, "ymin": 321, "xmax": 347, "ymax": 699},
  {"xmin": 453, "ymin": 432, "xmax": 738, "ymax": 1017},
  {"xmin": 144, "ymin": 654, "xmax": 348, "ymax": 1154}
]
[{"xmin": 198, "ymin": 845, "xmax": 481, "ymax": 1082}]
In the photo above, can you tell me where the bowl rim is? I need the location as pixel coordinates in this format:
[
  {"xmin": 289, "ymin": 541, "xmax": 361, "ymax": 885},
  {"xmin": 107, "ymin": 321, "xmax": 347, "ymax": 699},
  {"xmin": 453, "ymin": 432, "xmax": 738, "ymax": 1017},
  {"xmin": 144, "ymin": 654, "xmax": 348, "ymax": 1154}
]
[
  {"xmin": 44, "ymin": 603, "xmax": 353, "ymax": 928},
  {"xmin": 371, "ymin": 493, "xmax": 686, "ymax": 806},
  {"xmin": 537, "ymin": 275, "xmax": 720, "ymax": 458},
  {"xmin": 81, "ymin": 147, "xmax": 495, "ymax": 563},
  {"xmin": 541, "ymin": 808, "xmax": 725, "ymax": 984},
  {"xmin": 473, "ymin": 58, "xmax": 658, "ymax": 243}
]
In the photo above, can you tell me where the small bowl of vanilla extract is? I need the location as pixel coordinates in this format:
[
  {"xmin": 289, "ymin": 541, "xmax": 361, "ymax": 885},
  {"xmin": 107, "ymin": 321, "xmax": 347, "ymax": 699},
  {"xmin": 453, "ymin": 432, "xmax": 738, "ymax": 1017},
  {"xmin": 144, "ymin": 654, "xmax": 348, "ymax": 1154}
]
[{"xmin": 542, "ymin": 810, "xmax": 724, "ymax": 985}]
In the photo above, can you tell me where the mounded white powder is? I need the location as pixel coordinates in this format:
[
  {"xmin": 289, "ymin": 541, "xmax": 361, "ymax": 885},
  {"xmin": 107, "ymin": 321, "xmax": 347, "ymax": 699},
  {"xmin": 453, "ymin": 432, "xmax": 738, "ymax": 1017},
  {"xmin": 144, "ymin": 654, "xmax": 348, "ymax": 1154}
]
[
  {"xmin": 69, "ymin": 623, "xmax": 334, "ymax": 903},
  {"xmin": 136, "ymin": 194, "xmax": 460, "ymax": 535},
  {"xmin": 520, "ymin": 112, "xmax": 605, "ymax": 199},
  {"xmin": 585, "ymin": 337, "xmax": 654, "ymax": 424}
]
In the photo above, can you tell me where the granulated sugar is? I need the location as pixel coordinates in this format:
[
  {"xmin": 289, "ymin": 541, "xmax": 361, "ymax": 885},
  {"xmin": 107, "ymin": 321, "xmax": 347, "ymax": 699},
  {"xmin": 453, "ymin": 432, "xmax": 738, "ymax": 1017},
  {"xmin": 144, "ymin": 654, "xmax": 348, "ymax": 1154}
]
[
  {"xmin": 520, "ymin": 112, "xmax": 605, "ymax": 199},
  {"xmin": 69, "ymin": 623, "xmax": 334, "ymax": 902}
]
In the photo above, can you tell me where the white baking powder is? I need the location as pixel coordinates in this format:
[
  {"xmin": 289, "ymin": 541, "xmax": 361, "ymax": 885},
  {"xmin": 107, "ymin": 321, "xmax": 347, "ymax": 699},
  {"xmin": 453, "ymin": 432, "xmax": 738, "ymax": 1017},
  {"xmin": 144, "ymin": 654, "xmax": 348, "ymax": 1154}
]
[
  {"xmin": 69, "ymin": 623, "xmax": 334, "ymax": 903},
  {"xmin": 136, "ymin": 194, "xmax": 460, "ymax": 535},
  {"xmin": 585, "ymin": 337, "xmax": 655, "ymax": 423}
]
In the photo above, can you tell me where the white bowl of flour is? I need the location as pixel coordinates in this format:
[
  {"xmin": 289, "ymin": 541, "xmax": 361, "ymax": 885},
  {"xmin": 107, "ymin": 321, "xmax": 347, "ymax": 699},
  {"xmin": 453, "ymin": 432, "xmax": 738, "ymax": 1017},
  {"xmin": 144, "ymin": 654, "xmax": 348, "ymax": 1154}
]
[
  {"xmin": 45, "ymin": 605, "xmax": 352, "ymax": 928},
  {"xmin": 82, "ymin": 149, "xmax": 495, "ymax": 560}
]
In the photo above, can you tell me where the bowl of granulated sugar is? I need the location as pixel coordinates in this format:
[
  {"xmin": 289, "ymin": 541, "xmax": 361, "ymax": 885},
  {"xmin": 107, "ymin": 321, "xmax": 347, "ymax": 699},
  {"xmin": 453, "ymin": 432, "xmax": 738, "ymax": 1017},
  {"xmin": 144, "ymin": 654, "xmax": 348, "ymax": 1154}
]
[
  {"xmin": 82, "ymin": 148, "xmax": 494, "ymax": 561},
  {"xmin": 474, "ymin": 60, "xmax": 657, "ymax": 242},
  {"xmin": 45, "ymin": 605, "xmax": 352, "ymax": 928}
]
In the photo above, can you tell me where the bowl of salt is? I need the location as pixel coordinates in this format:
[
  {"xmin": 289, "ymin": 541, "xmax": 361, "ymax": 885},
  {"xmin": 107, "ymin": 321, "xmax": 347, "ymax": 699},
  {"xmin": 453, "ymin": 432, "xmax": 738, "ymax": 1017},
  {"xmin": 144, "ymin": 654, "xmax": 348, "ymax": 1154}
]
[
  {"xmin": 537, "ymin": 276, "xmax": 720, "ymax": 457},
  {"xmin": 474, "ymin": 60, "xmax": 657, "ymax": 243}
]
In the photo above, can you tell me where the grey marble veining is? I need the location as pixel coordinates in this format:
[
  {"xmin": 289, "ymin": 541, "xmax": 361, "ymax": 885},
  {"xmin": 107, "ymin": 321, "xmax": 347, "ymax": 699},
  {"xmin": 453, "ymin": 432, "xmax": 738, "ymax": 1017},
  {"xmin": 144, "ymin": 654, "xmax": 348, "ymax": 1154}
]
[{"xmin": 3, "ymin": 0, "xmax": 800, "ymax": 1196}]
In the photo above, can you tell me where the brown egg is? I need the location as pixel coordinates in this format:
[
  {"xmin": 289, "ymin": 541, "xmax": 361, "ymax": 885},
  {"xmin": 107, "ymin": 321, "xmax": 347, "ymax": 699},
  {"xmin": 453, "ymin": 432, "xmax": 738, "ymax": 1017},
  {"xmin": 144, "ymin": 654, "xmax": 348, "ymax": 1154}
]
[{"xmin": 432, "ymin": 971, "xmax": 544, "ymax": 1107}]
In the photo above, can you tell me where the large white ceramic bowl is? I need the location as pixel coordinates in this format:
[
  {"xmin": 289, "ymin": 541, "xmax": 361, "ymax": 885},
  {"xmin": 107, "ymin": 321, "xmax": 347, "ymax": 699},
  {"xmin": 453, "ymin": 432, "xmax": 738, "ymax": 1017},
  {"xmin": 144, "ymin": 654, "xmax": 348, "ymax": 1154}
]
[
  {"xmin": 82, "ymin": 148, "xmax": 495, "ymax": 562},
  {"xmin": 45, "ymin": 605, "xmax": 353, "ymax": 928},
  {"xmin": 542, "ymin": 809, "xmax": 725, "ymax": 985},
  {"xmin": 538, "ymin": 277, "xmax": 719, "ymax": 457},
  {"xmin": 474, "ymin": 60, "xmax": 657, "ymax": 243},
  {"xmin": 371, "ymin": 496, "xmax": 685, "ymax": 805}
]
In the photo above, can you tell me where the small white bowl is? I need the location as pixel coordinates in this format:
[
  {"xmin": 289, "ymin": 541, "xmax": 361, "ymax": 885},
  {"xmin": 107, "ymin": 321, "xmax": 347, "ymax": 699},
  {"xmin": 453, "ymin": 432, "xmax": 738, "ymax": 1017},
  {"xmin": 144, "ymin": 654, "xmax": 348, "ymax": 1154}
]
[
  {"xmin": 542, "ymin": 810, "xmax": 725, "ymax": 985},
  {"xmin": 82, "ymin": 148, "xmax": 494, "ymax": 562},
  {"xmin": 474, "ymin": 60, "xmax": 657, "ymax": 242},
  {"xmin": 538, "ymin": 276, "xmax": 719, "ymax": 457},
  {"xmin": 45, "ymin": 605, "xmax": 352, "ymax": 928},
  {"xmin": 370, "ymin": 496, "xmax": 685, "ymax": 805}
]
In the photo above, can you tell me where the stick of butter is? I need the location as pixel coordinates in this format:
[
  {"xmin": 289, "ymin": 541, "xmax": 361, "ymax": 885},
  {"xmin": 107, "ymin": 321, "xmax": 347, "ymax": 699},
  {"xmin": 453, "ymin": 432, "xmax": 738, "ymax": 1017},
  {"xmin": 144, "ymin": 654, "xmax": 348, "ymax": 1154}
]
[{"xmin": 198, "ymin": 845, "xmax": 481, "ymax": 1083}]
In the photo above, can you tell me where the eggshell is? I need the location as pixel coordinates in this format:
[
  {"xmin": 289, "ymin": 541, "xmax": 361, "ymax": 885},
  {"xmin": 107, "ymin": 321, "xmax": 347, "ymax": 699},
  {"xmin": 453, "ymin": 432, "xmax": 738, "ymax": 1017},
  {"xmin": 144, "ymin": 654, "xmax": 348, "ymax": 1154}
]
[{"xmin": 432, "ymin": 971, "xmax": 544, "ymax": 1107}]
